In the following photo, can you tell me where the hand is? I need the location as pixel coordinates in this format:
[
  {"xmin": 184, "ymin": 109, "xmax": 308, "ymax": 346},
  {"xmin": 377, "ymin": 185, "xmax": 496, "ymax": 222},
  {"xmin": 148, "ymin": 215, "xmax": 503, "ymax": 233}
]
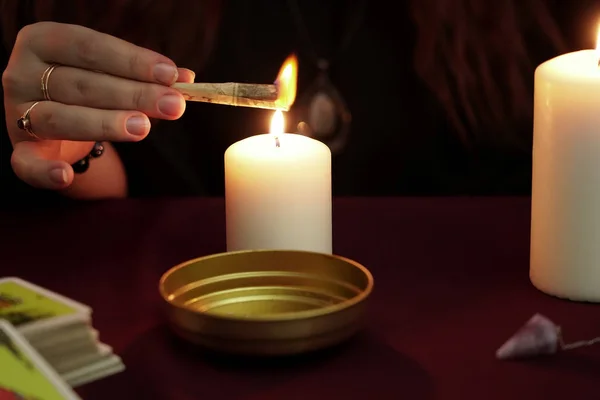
[{"xmin": 2, "ymin": 22, "xmax": 194, "ymax": 190}]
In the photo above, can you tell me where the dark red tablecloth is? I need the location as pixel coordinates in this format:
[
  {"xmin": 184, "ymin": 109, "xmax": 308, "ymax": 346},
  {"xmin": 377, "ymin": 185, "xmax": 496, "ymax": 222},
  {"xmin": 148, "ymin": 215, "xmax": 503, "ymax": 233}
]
[{"xmin": 1, "ymin": 197, "xmax": 599, "ymax": 399}]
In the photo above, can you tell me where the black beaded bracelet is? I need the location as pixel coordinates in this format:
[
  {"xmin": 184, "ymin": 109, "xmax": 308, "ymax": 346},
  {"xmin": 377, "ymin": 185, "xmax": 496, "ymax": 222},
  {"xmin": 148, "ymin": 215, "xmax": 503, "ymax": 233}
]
[{"xmin": 72, "ymin": 142, "xmax": 105, "ymax": 174}]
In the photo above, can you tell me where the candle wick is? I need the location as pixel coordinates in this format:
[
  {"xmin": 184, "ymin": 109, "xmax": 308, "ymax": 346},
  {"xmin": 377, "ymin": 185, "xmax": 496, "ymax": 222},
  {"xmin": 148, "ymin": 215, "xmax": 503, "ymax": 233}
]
[{"xmin": 275, "ymin": 136, "xmax": 280, "ymax": 148}]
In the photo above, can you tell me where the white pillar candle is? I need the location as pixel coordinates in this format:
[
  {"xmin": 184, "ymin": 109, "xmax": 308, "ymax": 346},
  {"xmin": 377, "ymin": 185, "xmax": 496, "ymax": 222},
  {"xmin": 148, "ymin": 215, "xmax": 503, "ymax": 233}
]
[
  {"xmin": 530, "ymin": 45, "xmax": 600, "ymax": 301},
  {"xmin": 225, "ymin": 110, "xmax": 332, "ymax": 253}
]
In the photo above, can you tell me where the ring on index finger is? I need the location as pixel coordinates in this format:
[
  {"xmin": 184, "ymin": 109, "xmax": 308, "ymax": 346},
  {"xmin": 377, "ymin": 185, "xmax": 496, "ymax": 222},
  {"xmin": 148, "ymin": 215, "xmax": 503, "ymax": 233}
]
[
  {"xmin": 41, "ymin": 64, "xmax": 60, "ymax": 101},
  {"xmin": 17, "ymin": 101, "xmax": 42, "ymax": 140}
]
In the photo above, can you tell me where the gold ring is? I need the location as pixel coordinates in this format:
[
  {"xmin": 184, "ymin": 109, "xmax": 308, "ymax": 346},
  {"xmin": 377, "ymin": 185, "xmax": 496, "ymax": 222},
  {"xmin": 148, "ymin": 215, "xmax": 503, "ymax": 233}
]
[
  {"xmin": 17, "ymin": 101, "xmax": 42, "ymax": 140},
  {"xmin": 41, "ymin": 64, "xmax": 59, "ymax": 101}
]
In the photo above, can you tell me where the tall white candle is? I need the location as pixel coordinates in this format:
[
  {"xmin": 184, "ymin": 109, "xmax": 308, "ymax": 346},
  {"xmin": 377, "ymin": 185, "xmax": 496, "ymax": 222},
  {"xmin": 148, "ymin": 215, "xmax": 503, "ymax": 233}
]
[
  {"xmin": 225, "ymin": 110, "xmax": 332, "ymax": 253},
  {"xmin": 530, "ymin": 45, "xmax": 600, "ymax": 301}
]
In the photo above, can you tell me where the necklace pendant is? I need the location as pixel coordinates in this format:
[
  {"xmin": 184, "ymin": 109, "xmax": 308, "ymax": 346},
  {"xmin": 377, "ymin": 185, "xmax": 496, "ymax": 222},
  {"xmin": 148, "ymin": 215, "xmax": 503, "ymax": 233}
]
[
  {"xmin": 291, "ymin": 72, "xmax": 351, "ymax": 155},
  {"xmin": 317, "ymin": 58, "xmax": 329, "ymax": 71}
]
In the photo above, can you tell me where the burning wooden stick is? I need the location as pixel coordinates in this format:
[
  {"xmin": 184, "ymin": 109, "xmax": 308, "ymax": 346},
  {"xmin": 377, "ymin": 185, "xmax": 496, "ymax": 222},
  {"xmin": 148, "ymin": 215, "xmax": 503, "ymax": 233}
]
[
  {"xmin": 172, "ymin": 54, "xmax": 298, "ymax": 111},
  {"xmin": 172, "ymin": 82, "xmax": 282, "ymax": 110}
]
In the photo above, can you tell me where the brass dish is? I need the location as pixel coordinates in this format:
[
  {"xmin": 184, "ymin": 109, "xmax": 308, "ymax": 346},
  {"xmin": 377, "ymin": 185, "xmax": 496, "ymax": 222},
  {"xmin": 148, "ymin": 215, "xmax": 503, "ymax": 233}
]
[{"xmin": 159, "ymin": 249, "xmax": 374, "ymax": 356}]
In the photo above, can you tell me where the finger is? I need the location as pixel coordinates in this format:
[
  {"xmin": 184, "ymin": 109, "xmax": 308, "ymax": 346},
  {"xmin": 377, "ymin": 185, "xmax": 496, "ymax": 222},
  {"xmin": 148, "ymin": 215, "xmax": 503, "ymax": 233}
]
[
  {"xmin": 23, "ymin": 22, "xmax": 179, "ymax": 85},
  {"xmin": 177, "ymin": 68, "xmax": 195, "ymax": 83},
  {"xmin": 16, "ymin": 101, "xmax": 167, "ymax": 142},
  {"xmin": 11, "ymin": 141, "xmax": 73, "ymax": 190},
  {"xmin": 45, "ymin": 66, "xmax": 186, "ymax": 119}
]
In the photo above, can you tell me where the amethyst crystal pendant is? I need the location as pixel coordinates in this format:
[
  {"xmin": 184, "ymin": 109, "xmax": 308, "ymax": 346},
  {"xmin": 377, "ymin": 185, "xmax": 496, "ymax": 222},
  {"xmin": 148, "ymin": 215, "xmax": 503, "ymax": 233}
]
[
  {"xmin": 496, "ymin": 314, "xmax": 560, "ymax": 360},
  {"xmin": 496, "ymin": 313, "xmax": 600, "ymax": 360}
]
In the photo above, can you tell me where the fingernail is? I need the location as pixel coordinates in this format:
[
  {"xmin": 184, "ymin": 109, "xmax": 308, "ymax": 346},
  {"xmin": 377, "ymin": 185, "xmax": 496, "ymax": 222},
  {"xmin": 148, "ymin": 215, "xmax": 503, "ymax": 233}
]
[
  {"xmin": 49, "ymin": 167, "xmax": 68, "ymax": 185},
  {"xmin": 182, "ymin": 68, "xmax": 196, "ymax": 82},
  {"xmin": 126, "ymin": 116, "xmax": 150, "ymax": 136},
  {"xmin": 158, "ymin": 95, "xmax": 184, "ymax": 117},
  {"xmin": 153, "ymin": 63, "xmax": 178, "ymax": 85}
]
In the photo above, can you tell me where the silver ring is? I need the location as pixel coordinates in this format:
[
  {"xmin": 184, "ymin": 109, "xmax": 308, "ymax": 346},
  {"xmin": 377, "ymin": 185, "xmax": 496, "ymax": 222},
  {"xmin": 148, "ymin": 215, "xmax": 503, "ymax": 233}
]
[
  {"xmin": 41, "ymin": 64, "xmax": 59, "ymax": 101},
  {"xmin": 17, "ymin": 101, "xmax": 42, "ymax": 140}
]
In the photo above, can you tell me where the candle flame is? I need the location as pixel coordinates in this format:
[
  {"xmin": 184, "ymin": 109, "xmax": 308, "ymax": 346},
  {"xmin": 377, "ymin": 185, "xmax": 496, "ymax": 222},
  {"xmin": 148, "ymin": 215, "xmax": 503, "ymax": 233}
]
[
  {"xmin": 274, "ymin": 54, "xmax": 298, "ymax": 111},
  {"xmin": 270, "ymin": 110, "xmax": 285, "ymax": 135}
]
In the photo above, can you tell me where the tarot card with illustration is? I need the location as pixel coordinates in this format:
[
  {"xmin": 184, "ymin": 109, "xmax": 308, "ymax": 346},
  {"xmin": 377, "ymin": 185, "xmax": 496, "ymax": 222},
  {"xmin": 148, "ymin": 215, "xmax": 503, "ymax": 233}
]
[
  {"xmin": 0, "ymin": 319, "xmax": 81, "ymax": 400},
  {"xmin": 0, "ymin": 277, "xmax": 91, "ymax": 336}
]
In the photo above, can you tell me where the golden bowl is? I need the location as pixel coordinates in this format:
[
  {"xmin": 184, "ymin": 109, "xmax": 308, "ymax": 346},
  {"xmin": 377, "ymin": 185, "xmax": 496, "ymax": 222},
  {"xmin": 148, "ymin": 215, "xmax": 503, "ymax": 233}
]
[{"xmin": 159, "ymin": 249, "xmax": 374, "ymax": 356}]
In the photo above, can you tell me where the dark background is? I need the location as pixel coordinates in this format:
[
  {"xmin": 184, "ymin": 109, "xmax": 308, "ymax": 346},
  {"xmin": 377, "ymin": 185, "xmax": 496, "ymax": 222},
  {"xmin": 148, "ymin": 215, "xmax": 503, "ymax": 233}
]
[{"xmin": 1, "ymin": 0, "xmax": 598, "ymax": 202}]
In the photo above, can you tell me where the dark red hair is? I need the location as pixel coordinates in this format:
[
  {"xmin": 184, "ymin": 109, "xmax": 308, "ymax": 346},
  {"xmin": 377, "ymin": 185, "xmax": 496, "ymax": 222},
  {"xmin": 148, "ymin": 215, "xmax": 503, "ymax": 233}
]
[{"xmin": 411, "ymin": 0, "xmax": 566, "ymax": 146}]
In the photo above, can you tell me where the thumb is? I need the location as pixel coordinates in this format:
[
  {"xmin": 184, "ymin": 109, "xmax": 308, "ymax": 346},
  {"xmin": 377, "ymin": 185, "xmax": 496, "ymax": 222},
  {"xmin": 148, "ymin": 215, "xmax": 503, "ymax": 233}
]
[{"xmin": 11, "ymin": 141, "xmax": 74, "ymax": 190}]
